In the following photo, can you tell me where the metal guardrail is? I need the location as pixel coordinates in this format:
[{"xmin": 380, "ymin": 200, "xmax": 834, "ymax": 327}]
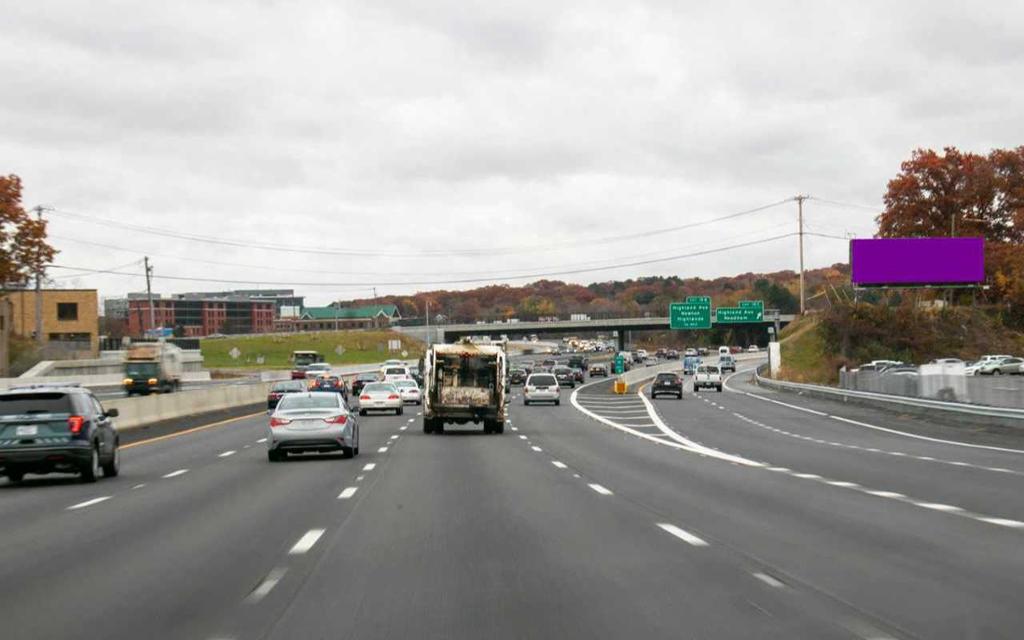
[
  {"xmin": 839, "ymin": 368, "xmax": 1024, "ymax": 410},
  {"xmin": 754, "ymin": 366, "xmax": 1024, "ymax": 424}
]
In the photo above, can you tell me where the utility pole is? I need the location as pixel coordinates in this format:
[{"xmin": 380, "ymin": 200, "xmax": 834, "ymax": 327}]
[
  {"xmin": 425, "ymin": 300, "xmax": 431, "ymax": 346},
  {"xmin": 144, "ymin": 257, "xmax": 155, "ymax": 335},
  {"xmin": 795, "ymin": 195, "xmax": 808, "ymax": 315},
  {"xmin": 33, "ymin": 206, "xmax": 45, "ymax": 344}
]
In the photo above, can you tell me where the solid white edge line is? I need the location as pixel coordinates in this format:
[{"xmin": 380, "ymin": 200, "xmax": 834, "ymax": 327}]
[
  {"xmin": 656, "ymin": 522, "xmax": 709, "ymax": 547},
  {"xmin": 67, "ymin": 496, "xmax": 111, "ymax": 510},
  {"xmin": 288, "ymin": 529, "xmax": 326, "ymax": 555},
  {"xmin": 338, "ymin": 487, "xmax": 358, "ymax": 499}
]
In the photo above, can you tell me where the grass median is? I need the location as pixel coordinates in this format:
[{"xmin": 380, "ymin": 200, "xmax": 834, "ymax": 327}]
[{"xmin": 201, "ymin": 329, "xmax": 425, "ymax": 369}]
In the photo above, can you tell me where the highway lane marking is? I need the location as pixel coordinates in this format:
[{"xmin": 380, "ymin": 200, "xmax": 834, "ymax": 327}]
[
  {"xmin": 752, "ymin": 572, "xmax": 785, "ymax": 588},
  {"xmin": 400, "ymin": 426, "xmax": 407, "ymax": 431},
  {"xmin": 531, "ymin": 445, "xmax": 543, "ymax": 452},
  {"xmin": 245, "ymin": 567, "xmax": 287, "ymax": 603},
  {"xmin": 67, "ymin": 496, "xmax": 111, "ymax": 510},
  {"xmin": 552, "ymin": 461, "xmax": 568, "ymax": 469},
  {"xmin": 390, "ymin": 435, "xmax": 399, "ymax": 440},
  {"xmin": 976, "ymin": 517, "xmax": 1024, "ymax": 528},
  {"xmin": 121, "ymin": 411, "xmax": 268, "ymax": 449},
  {"xmin": 218, "ymin": 450, "xmax": 236, "ymax": 458},
  {"xmin": 407, "ymin": 419, "xmax": 415, "ymax": 423},
  {"xmin": 378, "ymin": 447, "xmax": 388, "ymax": 453},
  {"xmin": 511, "ymin": 426, "xmax": 518, "ymax": 431},
  {"xmin": 162, "ymin": 469, "xmax": 189, "ymax": 478},
  {"xmin": 338, "ymin": 487, "xmax": 358, "ymax": 499},
  {"xmin": 519, "ymin": 435, "xmax": 528, "ymax": 440},
  {"xmin": 257, "ymin": 438, "xmax": 268, "ymax": 443},
  {"xmin": 132, "ymin": 483, "xmax": 146, "ymax": 489},
  {"xmin": 362, "ymin": 463, "xmax": 376, "ymax": 471},
  {"xmin": 356, "ymin": 475, "xmax": 365, "ymax": 481},
  {"xmin": 288, "ymin": 529, "xmax": 326, "ymax": 555},
  {"xmin": 656, "ymin": 523, "xmax": 708, "ymax": 547},
  {"xmin": 915, "ymin": 502, "xmax": 964, "ymax": 512},
  {"xmin": 865, "ymin": 491, "xmax": 905, "ymax": 498},
  {"xmin": 588, "ymin": 483, "xmax": 613, "ymax": 495}
]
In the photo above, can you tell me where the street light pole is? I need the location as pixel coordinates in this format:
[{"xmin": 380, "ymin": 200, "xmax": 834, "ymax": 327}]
[{"xmin": 795, "ymin": 195, "xmax": 808, "ymax": 315}]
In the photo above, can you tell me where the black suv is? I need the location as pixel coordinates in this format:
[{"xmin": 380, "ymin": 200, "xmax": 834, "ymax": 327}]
[
  {"xmin": 0, "ymin": 384, "xmax": 120, "ymax": 484},
  {"xmin": 651, "ymin": 373, "xmax": 683, "ymax": 399},
  {"xmin": 350, "ymin": 372, "xmax": 380, "ymax": 396},
  {"xmin": 552, "ymin": 366, "xmax": 576, "ymax": 388},
  {"xmin": 268, "ymin": 379, "xmax": 307, "ymax": 410},
  {"xmin": 509, "ymin": 369, "xmax": 528, "ymax": 385},
  {"xmin": 567, "ymin": 355, "xmax": 589, "ymax": 371}
]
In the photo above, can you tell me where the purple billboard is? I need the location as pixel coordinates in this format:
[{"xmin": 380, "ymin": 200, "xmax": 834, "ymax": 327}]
[{"xmin": 850, "ymin": 237, "xmax": 985, "ymax": 286}]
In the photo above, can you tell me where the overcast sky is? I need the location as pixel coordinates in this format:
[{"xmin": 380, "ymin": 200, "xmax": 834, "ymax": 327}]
[{"xmin": 4, "ymin": 1, "xmax": 1022, "ymax": 306}]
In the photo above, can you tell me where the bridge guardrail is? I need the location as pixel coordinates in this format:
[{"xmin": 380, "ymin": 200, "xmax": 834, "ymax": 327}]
[{"xmin": 753, "ymin": 366, "xmax": 1024, "ymax": 427}]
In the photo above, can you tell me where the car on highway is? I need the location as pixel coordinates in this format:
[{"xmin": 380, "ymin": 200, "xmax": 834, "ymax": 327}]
[
  {"xmin": 977, "ymin": 357, "xmax": 1024, "ymax": 375},
  {"xmin": 267, "ymin": 379, "xmax": 307, "ymax": 410},
  {"xmin": 665, "ymin": 349, "xmax": 680, "ymax": 360},
  {"xmin": 381, "ymin": 365, "xmax": 412, "ymax": 383},
  {"xmin": 929, "ymin": 358, "xmax": 965, "ymax": 365},
  {"xmin": 655, "ymin": 348, "xmax": 666, "ymax": 358},
  {"xmin": 303, "ymin": 362, "xmax": 333, "ymax": 380},
  {"xmin": 979, "ymin": 354, "xmax": 1014, "ymax": 364},
  {"xmin": 350, "ymin": 372, "xmax": 380, "ymax": 396},
  {"xmin": 719, "ymin": 345, "xmax": 731, "ymax": 357},
  {"xmin": 698, "ymin": 347, "xmax": 709, "ymax": 356},
  {"xmin": 651, "ymin": 372, "xmax": 683, "ymax": 399},
  {"xmin": 573, "ymin": 368, "xmax": 585, "ymax": 383},
  {"xmin": 523, "ymin": 373, "xmax": 560, "ymax": 405},
  {"xmin": 643, "ymin": 356, "xmax": 659, "ymax": 366},
  {"xmin": 0, "ymin": 384, "xmax": 120, "ymax": 483},
  {"xmin": 552, "ymin": 366, "xmax": 576, "ymax": 388},
  {"xmin": 394, "ymin": 379, "xmax": 423, "ymax": 404},
  {"xmin": 520, "ymin": 360, "xmax": 535, "ymax": 374},
  {"xmin": 267, "ymin": 391, "xmax": 358, "ymax": 461},
  {"xmin": 683, "ymin": 355, "xmax": 701, "ymax": 375},
  {"xmin": 567, "ymin": 354, "xmax": 589, "ymax": 371},
  {"xmin": 589, "ymin": 363, "xmax": 608, "ymax": 377},
  {"xmin": 509, "ymin": 368, "xmax": 528, "ymax": 385},
  {"xmin": 357, "ymin": 382, "xmax": 404, "ymax": 416},
  {"xmin": 718, "ymin": 354, "xmax": 736, "ymax": 373},
  {"xmin": 684, "ymin": 348, "xmax": 698, "ymax": 358},
  {"xmin": 542, "ymin": 358, "xmax": 558, "ymax": 368},
  {"xmin": 694, "ymin": 364, "xmax": 723, "ymax": 392},
  {"xmin": 311, "ymin": 375, "xmax": 349, "ymax": 401},
  {"xmin": 746, "ymin": 345, "xmax": 760, "ymax": 353}
]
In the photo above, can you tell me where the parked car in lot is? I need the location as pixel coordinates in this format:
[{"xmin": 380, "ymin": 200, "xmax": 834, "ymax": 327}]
[
  {"xmin": 589, "ymin": 363, "xmax": 608, "ymax": 377},
  {"xmin": 0, "ymin": 384, "xmax": 120, "ymax": 483},
  {"xmin": 394, "ymin": 379, "xmax": 423, "ymax": 404},
  {"xmin": 267, "ymin": 392, "xmax": 358, "ymax": 461},
  {"xmin": 977, "ymin": 357, "xmax": 1024, "ymax": 375},
  {"xmin": 718, "ymin": 354, "xmax": 736, "ymax": 373},
  {"xmin": 552, "ymin": 366, "xmax": 576, "ymax": 388},
  {"xmin": 694, "ymin": 364, "xmax": 723, "ymax": 392},
  {"xmin": 509, "ymin": 368, "xmax": 528, "ymax": 385},
  {"xmin": 268, "ymin": 379, "xmax": 307, "ymax": 410},
  {"xmin": 523, "ymin": 373, "xmax": 560, "ymax": 405},
  {"xmin": 651, "ymin": 372, "xmax": 683, "ymax": 399},
  {"xmin": 350, "ymin": 372, "xmax": 380, "ymax": 396},
  {"xmin": 357, "ymin": 382, "xmax": 404, "ymax": 416}
]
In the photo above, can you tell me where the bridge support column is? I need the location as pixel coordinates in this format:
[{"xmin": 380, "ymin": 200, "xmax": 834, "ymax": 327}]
[{"xmin": 617, "ymin": 331, "xmax": 626, "ymax": 352}]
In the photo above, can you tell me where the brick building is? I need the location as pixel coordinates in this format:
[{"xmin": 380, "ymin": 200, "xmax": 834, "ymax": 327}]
[
  {"xmin": 127, "ymin": 297, "xmax": 276, "ymax": 337},
  {"xmin": 3, "ymin": 289, "xmax": 100, "ymax": 356}
]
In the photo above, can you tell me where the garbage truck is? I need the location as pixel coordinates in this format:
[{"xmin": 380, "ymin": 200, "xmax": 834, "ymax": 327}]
[
  {"xmin": 123, "ymin": 341, "xmax": 184, "ymax": 396},
  {"xmin": 422, "ymin": 342, "xmax": 507, "ymax": 435}
]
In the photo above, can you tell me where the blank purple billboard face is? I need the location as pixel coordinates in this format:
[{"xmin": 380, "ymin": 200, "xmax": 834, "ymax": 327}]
[{"xmin": 850, "ymin": 238, "xmax": 985, "ymax": 286}]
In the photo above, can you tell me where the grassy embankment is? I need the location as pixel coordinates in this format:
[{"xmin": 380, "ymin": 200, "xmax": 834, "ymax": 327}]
[
  {"xmin": 201, "ymin": 330, "xmax": 425, "ymax": 369},
  {"xmin": 776, "ymin": 305, "xmax": 1024, "ymax": 385}
]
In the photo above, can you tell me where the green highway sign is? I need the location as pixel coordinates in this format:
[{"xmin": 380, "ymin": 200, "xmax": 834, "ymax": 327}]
[
  {"xmin": 670, "ymin": 301, "xmax": 711, "ymax": 330},
  {"xmin": 613, "ymin": 354, "xmax": 625, "ymax": 374},
  {"xmin": 685, "ymin": 296, "xmax": 711, "ymax": 305},
  {"xmin": 715, "ymin": 304, "xmax": 764, "ymax": 324},
  {"xmin": 738, "ymin": 300, "xmax": 764, "ymax": 310}
]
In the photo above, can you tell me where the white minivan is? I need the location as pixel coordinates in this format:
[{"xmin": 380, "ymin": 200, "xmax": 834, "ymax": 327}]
[{"xmin": 718, "ymin": 346, "xmax": 730, "ymax": 357}]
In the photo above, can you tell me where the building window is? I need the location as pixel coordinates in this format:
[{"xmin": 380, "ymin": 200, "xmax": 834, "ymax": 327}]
[{"xmin": 57, "ymin": 302, "xmax": 79, "ymax": 321}]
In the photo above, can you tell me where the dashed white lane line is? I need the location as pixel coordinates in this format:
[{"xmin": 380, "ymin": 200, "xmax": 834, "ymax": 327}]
[
  {"xmin": 656, "ymin": 523, "xmax": 709, "ymax": 547},
  {"xmin": 552, "ymin": 461, "xmax": 568, "ymax": 469},
  {"xmin": 67, "ymin": 496, "xmax": 111, "ymax": 510},
  {"xmin": 162, "ymin": 469, "xmax": 188, "ymax": 478},
  {"xmin": 338, "ymin": 487, "xmax": 358, "ymax": 499},
  {"xmin": 218, "ymin": 450, "xmax": 236, "ymax": 458},
  {"xmin": 511, "ymin": 426, "xmax": 518, "ymax": 431},
  {"xmin": 400, "ymin": 426, "xmax": 407, "ymax": 431},
  {"xmin": 865, "ymin": 490, "xmax": 905, "ymax": 499},
  {"xmin": 407, "ymin": 418, "xmax": 415, "ymax": 423},
  {"xmin": 752, "ymin": 572, "xmax": 785, "ymax": 588},
  {"xmin": 246, "ymin": 567, "xmax": 287, "ymax": 603},
  {"xmin": 132, "ymin": 483, "xmax": 146, "ymax": 490},
  {"xmin": 257, "ymin": 438, "xmax": 268, "ymax": 443},
  {"xmin": 916, "ymin": 502, "xmax": 964, "ymax": 513},
  {"xmin": 362, "ymin": 463, "xmax": 376, "ymax": 471},
  {"xmin": 390, "ymin": 435, "xmax": 399, "ymax": 440},
  {"xmin": 356, "ymin": 475, "xmax": 365, "ymax": 481},
  {"xmin": 976, "ymin": 517, "xmax": 1024, "ymax": 528},
  {"xmin": 531, "ymin": 445, "xmax": 543, "ymax": 452},
  {"xmin": 519, "ymin": 435, "xmax": 528, "ymax": 440},
  {"xmin": 588, "ymin": 483, "xmax": 613, "ymax": 496},
  {"xmin": 288, "ymin": 529, "xmax": 326, "ymax": 555},
  {"xmin": 377, "ymin": 447, "xmax": 388, "ymax": 453}
]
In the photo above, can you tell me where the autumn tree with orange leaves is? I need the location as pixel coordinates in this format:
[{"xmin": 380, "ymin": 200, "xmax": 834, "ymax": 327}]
[{"xmin": 0, "ymin": 174, "xmax": 57, "ymax": 290}]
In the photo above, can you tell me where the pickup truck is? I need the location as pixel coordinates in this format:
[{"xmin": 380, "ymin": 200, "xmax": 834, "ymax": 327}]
[{"xmin": 693, "ymin": 364, "xmax": 723, "ymax": 392}]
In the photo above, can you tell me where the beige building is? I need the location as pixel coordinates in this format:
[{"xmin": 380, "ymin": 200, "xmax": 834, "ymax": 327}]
[{"xmin": 3, "ymin": 289, "xmax": 100, "ymax": 357}]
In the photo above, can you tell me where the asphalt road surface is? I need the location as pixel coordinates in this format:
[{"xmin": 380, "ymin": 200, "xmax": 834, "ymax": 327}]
[{"xmin": 2, "ymin": 360, "xmax": 1022, "ymax": 639}]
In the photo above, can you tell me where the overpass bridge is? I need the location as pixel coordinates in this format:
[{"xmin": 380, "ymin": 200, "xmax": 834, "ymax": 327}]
[{"xmin": 436, "ymin": 312, "xmax": 796, "ymax": 350}]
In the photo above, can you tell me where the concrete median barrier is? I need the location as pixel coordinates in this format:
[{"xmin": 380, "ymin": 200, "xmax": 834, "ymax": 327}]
[{"xmin": 105, "ymin": 381, "xmax": 270, "ymax": 431}]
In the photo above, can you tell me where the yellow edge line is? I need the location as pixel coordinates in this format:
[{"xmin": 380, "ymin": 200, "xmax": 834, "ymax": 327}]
[{"xmin": 121, "ymin": 411, "xmax": 266, "ymax": 449}]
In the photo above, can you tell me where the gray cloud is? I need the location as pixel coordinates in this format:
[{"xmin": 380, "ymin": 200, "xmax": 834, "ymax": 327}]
[{"xmin": 3, "ymin": 0, "xmax": 1021, "ymax": 305}]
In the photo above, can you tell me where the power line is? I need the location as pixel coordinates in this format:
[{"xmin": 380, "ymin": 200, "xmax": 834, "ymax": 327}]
[
  {"xmin": 47, "ymin": 199, "xmax": 793, "ymax": 259},
  {"xmin": 48, "ymin": 232, "xmax": 799, "ymax": 288},
  {"xmin": 808, "ymin": 197, "xmax": 881, "ymax": 212}
]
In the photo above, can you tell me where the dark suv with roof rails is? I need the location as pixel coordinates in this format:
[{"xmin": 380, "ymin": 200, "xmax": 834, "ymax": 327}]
[{"xmin": 0, "ymin": 384, "xmax": 120, "ymax": 484}]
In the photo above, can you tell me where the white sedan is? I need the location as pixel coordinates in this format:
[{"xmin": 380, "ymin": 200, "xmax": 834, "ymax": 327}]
[
  {"xmin": 357, "ymin": 382, "xmax": 404, "ymax": 416},
  {"xmin": 394, "ymin": 379, "xmax": 422, "ymax": 405}
]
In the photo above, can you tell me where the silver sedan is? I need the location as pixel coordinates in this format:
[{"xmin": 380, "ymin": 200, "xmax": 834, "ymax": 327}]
[
  {"xmin": 357, "ymin": 382, "xmax": 404, "ymax": 416},
  {"xmin": 266, "ymin": 392, "xmax": 359, "ymax": 461},
  {"xmin": 394, "ymin": 379, "xmax": 422, "ymax": 405}
]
